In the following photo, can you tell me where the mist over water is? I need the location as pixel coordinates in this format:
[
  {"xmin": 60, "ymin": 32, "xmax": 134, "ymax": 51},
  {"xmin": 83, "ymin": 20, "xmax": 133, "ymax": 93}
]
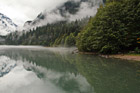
[{"xmin": 0, "ymin": 46, "xmax": 140, "ymax": 93}]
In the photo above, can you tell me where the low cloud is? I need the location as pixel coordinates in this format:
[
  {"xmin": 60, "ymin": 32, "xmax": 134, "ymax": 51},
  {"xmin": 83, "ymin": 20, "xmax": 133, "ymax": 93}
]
[
  {"xmin": 0, "ymin": 0, "xmax": 103, "ymax": 30},
  {"xmin": 0, "ymin": 0, "xmax": 69, "ymax": 26},
  {"xmin": 27, "ymin": 0, "xmax": 103, "ymax": 28},
  {"xmin": 68, "ymin": 1, "xmax": 100, "ymax": 21}
]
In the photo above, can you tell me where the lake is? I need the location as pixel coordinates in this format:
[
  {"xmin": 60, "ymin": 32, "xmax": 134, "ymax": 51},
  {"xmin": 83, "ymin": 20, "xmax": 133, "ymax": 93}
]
[{"xmin": 0, "ymin": 46, "xmax": 140, "ymax": 93}]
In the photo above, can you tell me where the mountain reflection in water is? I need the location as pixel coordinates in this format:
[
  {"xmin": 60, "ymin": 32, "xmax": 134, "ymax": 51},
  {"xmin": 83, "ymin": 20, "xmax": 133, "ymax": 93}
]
[{"xmin": 0, "ymin": 46, "xmax": 140, "ymax": 93}]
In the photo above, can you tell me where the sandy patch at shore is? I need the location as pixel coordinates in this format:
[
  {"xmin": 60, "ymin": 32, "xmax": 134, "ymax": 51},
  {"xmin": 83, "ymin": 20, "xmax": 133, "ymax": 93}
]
[{"xmin": 109, "ymin": 55, "xmax": 140, "ymax": 62}]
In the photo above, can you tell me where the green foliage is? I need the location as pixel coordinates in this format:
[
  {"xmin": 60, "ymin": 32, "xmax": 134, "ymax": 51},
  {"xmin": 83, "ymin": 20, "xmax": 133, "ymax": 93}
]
[
  {"xmin": 6, "ymin": 18, "xmax": 89, "ymax": 47},
  {"xmin": 77, "ymin": 0, "xmax": 140, "ymax": 54},
  {"xmin": 65, "ymin": 33, "xmax": 76, "ymax": 47}
]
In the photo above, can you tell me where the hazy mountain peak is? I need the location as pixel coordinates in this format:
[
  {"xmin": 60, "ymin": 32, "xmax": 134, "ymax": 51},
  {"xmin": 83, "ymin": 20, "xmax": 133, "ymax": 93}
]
[
  {"xmin": 0, "ymin": 13, "xmax": 18, "ymax": 36},
  {"xmin": 24, "ymin": 0, "xmax": 103, "ymax": 29}
]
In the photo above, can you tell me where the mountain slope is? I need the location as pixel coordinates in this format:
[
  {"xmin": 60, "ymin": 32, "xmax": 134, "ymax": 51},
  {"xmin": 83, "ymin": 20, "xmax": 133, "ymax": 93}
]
[
  {"xmin": 0, "ymin": 13, "xmax": 17, "ymax": 36},
  {"xmin": 24, "ymin": 0, "xmax": 103, "ymax": 29}
]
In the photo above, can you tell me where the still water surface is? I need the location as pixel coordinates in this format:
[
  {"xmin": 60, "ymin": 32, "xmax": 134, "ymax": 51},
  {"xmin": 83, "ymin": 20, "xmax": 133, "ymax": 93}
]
[{"xmin": 0, "ymin": 46, "xmax": 140, "ymax": 93}]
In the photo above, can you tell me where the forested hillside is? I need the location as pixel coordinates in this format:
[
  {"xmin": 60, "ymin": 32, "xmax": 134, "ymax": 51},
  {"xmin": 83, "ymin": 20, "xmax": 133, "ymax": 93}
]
[
  {"xmin": 6, "ymin": 18, "xmax": 88, "ymax": 46},
  {"xmin": 77, "ymin": 0, "xmax": 140, "ymax": 54}
]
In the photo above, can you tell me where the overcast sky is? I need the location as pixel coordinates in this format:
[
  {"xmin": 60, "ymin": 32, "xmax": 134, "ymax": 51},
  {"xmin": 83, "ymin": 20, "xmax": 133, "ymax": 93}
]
[{"xmin": 0, "ymin": 0, "xmax": 68, "ymax": 26}]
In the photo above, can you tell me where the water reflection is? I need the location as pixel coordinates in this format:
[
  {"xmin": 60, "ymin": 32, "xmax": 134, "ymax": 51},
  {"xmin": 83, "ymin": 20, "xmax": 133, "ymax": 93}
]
[
  {"xmin": 0, "ymin": 47, "xmax": 94, "ymax": 93},
  {"xmin": 73, "ymin": 55, "xmax": 140, "ymax": 93},
  {"xmin": 0, "ymin": 46, "xmax": 140, "ymax": 93}
]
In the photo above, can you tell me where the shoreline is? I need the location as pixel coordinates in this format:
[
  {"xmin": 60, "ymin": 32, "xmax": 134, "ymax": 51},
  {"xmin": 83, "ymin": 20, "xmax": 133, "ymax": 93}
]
[
  {"xmin": 1, "ymin": 45, "xmax": 139, "ymax": 62},
  {"xmin": 108, "ymin": 54, "xmax": 140, "ymax": 62},
  {"xmin": 79, "ymin": 52, "xmax": 140, "ymax": 62}
]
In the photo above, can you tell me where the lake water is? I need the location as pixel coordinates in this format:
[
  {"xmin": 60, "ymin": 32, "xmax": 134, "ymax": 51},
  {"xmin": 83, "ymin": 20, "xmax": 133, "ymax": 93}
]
[{"xmin": 0, "ymin": 46, "xmax": 140, "ymax": 93}]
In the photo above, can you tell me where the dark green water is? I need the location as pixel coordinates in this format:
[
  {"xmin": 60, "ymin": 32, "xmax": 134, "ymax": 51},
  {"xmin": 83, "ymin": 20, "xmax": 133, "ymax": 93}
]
[{"xmin": 0, "ymin": 46, "xmax": 140, "ymax": 93}]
